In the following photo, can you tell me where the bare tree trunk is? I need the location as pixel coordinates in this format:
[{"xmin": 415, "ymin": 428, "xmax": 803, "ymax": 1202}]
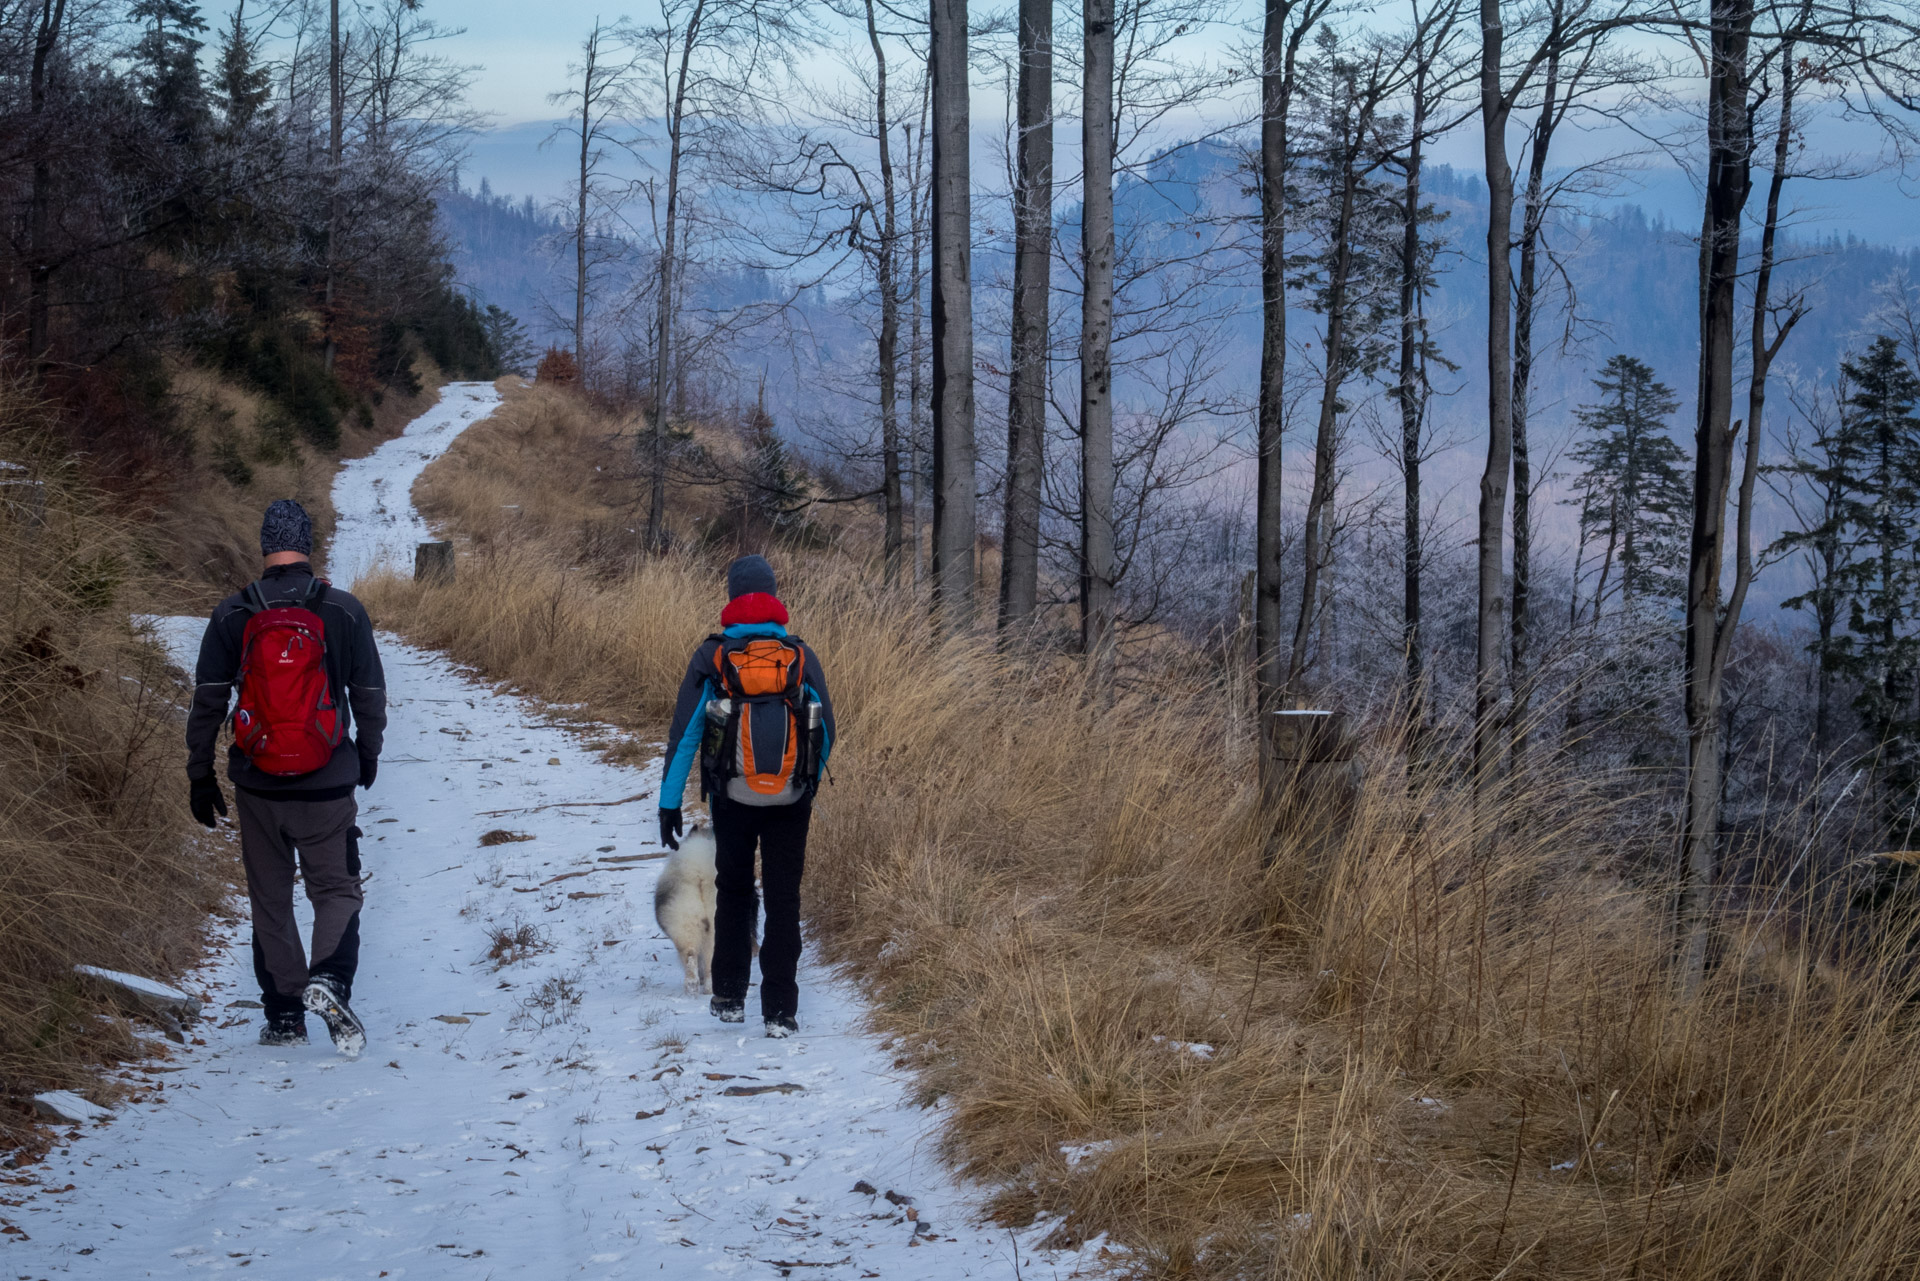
[
  {"xmin": 25, "ymin": 0, "xmax": 66, "ymax": 372},
  {"xmin": 651, "ymin": 3, "xmax": 708, "ymax": 554},
  {"xmin": 324, "ymin": 0, "xmax": 342, "ymax": 374},
  {"xmin": 1475, "ymin": 0, "xmax": 1514, "ymax": 795},
  {"xmin": 1080, "ymin": 0, "xmax": 1116, "ymax": 686},
  {"xmin": 999, "ymin": 0, "xmax": 1051, "ymax": 630},
  {"xmin": 574, "ymin": 29, "xmax": 598, "ymax": 358},
  {"xmin": 866, "ymin": 0, "xmax": 906, "ymax": 582},
  {"xmin": 1287, "ymin": 136, "xmax": 1362, "ymax": 691},
  {"xmin": 906, "ymin": 113, "xmax": 928, "ymax": 586},
  {"xmin": 1256, "ymin": 0, "xmax": 1323, "ymax": 714},
  {"xmin": 1509, "ymin": 46, "xmax": 1561, "ymax": 771},
  {"xmin": 1681, "ymin": 0, "xmax": 1756, "ymax": 991},
  {"xmin": 1396, "ymin": 58, "xmax": 1429, "ymax": 728},
  {"xmin": 930, "ymin": 0, "xmax": 977, "ymax": 629}
]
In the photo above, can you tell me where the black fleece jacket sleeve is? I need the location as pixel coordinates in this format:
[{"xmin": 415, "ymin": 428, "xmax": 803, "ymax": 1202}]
[
  {"xmin": 344, "ymin": 598, "xmax": 386, "ymax": 760},
  {"xmin": 184, "ymin": 606, "xmax": 242, "ymax": 782}
]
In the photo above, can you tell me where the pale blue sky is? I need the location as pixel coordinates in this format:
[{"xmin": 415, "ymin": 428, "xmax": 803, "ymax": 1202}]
[
  {"xmin": 216, "ymin": 0, "xmax": 1920, "ymax": 241},
  {"xmin": 407, "ymin": 0, "xmax": 638, "ymax": 125}
]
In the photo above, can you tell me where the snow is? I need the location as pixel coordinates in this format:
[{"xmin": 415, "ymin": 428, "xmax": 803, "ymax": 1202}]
[
  {"xmin": 8, "ymin": 384, "xmax": 1101, "ymax": 1278},
  {"xmin": 324, "ymin": 381, "xmax": 502, "ymax": 590},
  {"xmin": 1150, "ymin": 1035, "xmax": 1214, "ymax": 1061},
  {"xmin": 1060, "ymin": 1140, "xmax": 1119, "ymax": 1168},
  {"xmin": 31, "ymin": 1093, "xmax": 109, "ymax": 1125}
]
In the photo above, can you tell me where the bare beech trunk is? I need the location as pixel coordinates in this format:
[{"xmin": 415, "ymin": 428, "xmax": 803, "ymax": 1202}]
[
  {"xmin": 866, "ymin": 0, "xmax": 906, "ymax": 582},
  {"xmin": 906, "ymin": 110, "xmax": 928, "ymax": 586},
  {"xmin": 651, "ymin": 2, "xmax": 708, "ymax": 554},
  {"xmin": 999, "ymin": 0, "xmax": 1051, "ymax": 630},
  {"xmin": 1396, "ymin": 59, "xmax": 1428, "ymax": 726},
  {"xmin": 1475, "ymin": 0, "xmax": 1514, "ymax": 795},
  {"xmin": 573, "ymin": 31, "xmax": 598, "ymax": 357},
  {"xmin": 26, "ymin": 0, "xmax": 66, "ymax": 371},
  {"xmin": 1080, "ymin": 0, "xmax": 1116, "ymax": 686},
  {"xmin": 1288, "ymin": 81, "xmax": 1372, "ymax": 692},
  {"xmin": 1509, "ymin": 45, "xmax": 1561, "ymax": 770},
  {"xmin": 1682, "ymin": 0, "xmax": 1756, "ymax": 990},
  {"xmin": 930, "ymin": 0, "xmax": 977, "ymax": 629},
  {"xmin": 1256, "ymin": 0, "xmax": 1324, "ymax": 712},
  {"xmin": 324, "ymin": 0, "xmax": 342, "ymax": 374}
]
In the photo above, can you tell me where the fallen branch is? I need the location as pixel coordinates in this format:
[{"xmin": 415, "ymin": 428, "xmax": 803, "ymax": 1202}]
[{"xmin": 478, "ymin": 790, "xmax": 652, "ymax": 818}]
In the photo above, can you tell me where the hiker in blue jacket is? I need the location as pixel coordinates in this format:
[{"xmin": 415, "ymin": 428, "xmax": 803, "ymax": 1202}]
[{"xmin": 660, "ymin": 555, "xmax": 833, "ymax": 1037}]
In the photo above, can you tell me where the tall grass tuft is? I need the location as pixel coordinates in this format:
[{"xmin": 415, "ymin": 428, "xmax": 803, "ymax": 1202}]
[
  {"xmin": 362, "ymin": 380, "xmax": 1920, "ymax": 1278},
  {"xmin": 0, "ymin": 381, "xmax": 223, "ymax": 1138}
]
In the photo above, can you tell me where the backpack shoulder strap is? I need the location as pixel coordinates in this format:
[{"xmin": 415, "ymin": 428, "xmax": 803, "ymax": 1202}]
[
  {"xmin": 302, "ymin": 578, "xmax": 329, "ymax": 609},
  {"xmin": 705, "ymin": 633, "xmax": 732, "ymax": 692},
  {"xmin": 239, "ymin": 581, "xmax": 269, "ymax": 616}
]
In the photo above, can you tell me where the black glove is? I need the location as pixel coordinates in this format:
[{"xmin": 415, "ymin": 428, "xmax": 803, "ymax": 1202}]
[
  {"xmin": 189, "ymin": 774, "xmax": 227, "ymax": 829},
  {"xmin": 659, "ymin": 807, "xmax": 682, "ymax": 851},
  {"xmin": 358, "ymin": 755, "xmax": 378, "ymax": 791}
]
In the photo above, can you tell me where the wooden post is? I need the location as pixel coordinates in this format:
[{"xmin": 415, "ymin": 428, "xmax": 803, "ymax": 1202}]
[
  {"xmin": 415, "ymin": 541, "xmax": 454, "ymax": 585},
  {"xmin": 1260, "ymin": 709, "xmax": 1359, "ymax": 868}
]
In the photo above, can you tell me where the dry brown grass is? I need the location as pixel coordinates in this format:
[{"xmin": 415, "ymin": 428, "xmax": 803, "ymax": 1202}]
[
  {"xmin": 362, "ymin": 385, "xmax": 1920, "ymax": 1279},
  {"xmin": 135, "ymin": 359, "xmax": 444, "ymax": 610},
  {"xmin": 0, "ymin": 354, "xmax": 443, "ymax": 1142},
  {"xmin": 0, "ymin": 381, "xmax": 228, "ymax": 1142}
]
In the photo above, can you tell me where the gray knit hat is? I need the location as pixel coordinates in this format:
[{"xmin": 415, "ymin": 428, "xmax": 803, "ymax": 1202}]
[
  {"xmin": 725, "ymin": 553, "xmax": 777, "ymax": 599},
  {"xmin": 259, "ymin": 499, "xmax": 313, "ymax": 557}
]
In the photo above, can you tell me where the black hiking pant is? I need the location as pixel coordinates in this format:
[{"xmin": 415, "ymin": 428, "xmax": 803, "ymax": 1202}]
[
  {"xmin": 235, "ymin": 788, "xmax": 363, "ymax": 1024},
  {"xmin": 710, "ymin": 797, "xmax": 811, "ymax": 1022}
]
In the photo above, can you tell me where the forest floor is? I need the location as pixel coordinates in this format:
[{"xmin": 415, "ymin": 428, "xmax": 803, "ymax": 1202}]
[{"xmin": 3, "ymin": 383, "xmax": 1100, "ymax": 1280}]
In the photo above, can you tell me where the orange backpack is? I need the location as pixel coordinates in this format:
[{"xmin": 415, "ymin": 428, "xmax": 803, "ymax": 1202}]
[{"xmin": 700, "ymin": 633, "xmax": 821, "ymax": 806}]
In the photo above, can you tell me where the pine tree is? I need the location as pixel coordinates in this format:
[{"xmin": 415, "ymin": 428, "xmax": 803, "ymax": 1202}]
[
  {"xmin": 130, "ymin": 0, "xmax": 209, "ymax": 138},
  {"xmin": 481, "ymin": 306, "xmax": 535, "ymax": 375},
  {"xmin": 215, "ymin": 3, "xmax": 271, "ymax": 132},
  {"xmin": 1783, "ymin": 337, "xmax": 1920, "ymax": 825},
  {"xmin": 1566, "ymin": 355, "xmax": 1692, "ymax": 614}
]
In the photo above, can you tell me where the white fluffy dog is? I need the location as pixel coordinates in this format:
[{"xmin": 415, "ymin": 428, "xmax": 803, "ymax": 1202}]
[{"xmin": 654, "ymin": 824, "xmax": 756, "ymax": 994}]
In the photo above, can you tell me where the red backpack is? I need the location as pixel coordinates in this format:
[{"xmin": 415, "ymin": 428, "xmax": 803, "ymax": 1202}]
[{"xmin": 232, "ymin": 579, "xmax": 343, "ymax": 776}]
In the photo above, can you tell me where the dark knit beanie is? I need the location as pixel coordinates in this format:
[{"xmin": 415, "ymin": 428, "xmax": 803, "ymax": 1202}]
[
  {"xmin": 260, "ymin": 499, "xmax": 313, "ymax": 557},
  {"xmin": 725, "ymin": 553, "xmax": 777, "ymax": 600}
]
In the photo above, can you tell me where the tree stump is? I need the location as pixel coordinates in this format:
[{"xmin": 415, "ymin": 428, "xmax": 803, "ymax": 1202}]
[
  {"xmin": 415, "ymin": 541, "xmax": 454, "ymax": 585},
  {"xmin": 1259, "ymin": 710, "xmax": 1360, "ymax": 869}
]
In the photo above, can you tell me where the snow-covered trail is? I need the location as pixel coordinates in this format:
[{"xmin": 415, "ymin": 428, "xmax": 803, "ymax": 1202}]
[
  {"xmin": 9, "ymin": 388, "xmax": 1099, "ymax": 1278},
  {"xmin": 326, "ymin": 380, "xmax": 500, "ymax": 589}
]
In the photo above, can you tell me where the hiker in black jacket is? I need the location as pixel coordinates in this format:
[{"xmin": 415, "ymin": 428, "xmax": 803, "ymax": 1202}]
[
  {"xmin": 185, "ymin": 500, "xmax": 386, "ymax": 1054},
  {"xmin": 660, "ymin": 555, "xmax": 833, "ymax": 1038}
]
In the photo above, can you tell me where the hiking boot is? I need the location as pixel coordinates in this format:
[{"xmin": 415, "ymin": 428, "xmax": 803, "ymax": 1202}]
[
  {"xmin": 259, "ymin": 1019, "xmax": 308, "ymax": 1047},
  {"xmin": 710, "ymin": 997, "xmax": 745, "ymax": 1024},
  {"xmin": 303, "ymin": 974, "xmax": 367, "ymax": 1058},
  {"xmin": 764, "ymin": 1015, "xmax": 798, "ymax": 1040}
]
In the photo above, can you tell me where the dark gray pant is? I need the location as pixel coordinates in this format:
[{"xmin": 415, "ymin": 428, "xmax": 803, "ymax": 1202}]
[{"xmin": 235, "ymin": 789, "xmax": 362, "ymax": 1022}]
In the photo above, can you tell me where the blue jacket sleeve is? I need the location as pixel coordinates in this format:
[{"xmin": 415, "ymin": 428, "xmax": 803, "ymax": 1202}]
[{"xmin": 660, "ymin": 641, "xmax": 716, "ymax": 810}]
